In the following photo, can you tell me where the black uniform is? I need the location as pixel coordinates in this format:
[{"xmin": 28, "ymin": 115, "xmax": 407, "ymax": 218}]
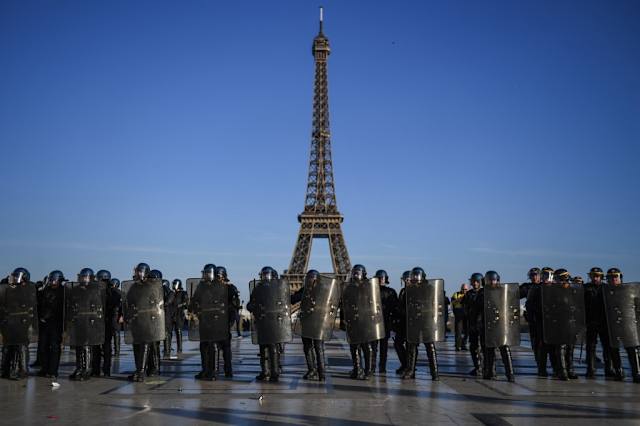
[
  {"xmin": 91, "ymin": 284, "xmax": 121, "ymax": 376},
  {"xmin": 291, "ymin": 287, "xmax": 327, "ymax": 380},
  {"xmin": 393, "ymin": 287, "xmax": 408, "ymax": 375},
  {"xmin": 163, "ymin": 286, "xmax": 177, "ymax": 358},
  {"xmin": 519, "ymin": 282, "xmax": 537, "ymax": 355},
  {"xmin": 399, "ymin": 288, "xmax": 439, "ymax": 381},
  {"xmin": 172, "ymin": 289, "xmax": 188, "ymax": 354},
  {"xmin": 525, "ymin": 284, "xmax": 553, "ymax": 376},
  {"xmin": 36, "ymin": 284, "xmax": 65, "ymax": 378},
  {"xmin": 464, "ymin": 287, "xmax": 484, "ymax": 376},
  {"xmin": 371, "ymin": 285, "xmax": 399, "ymax": 374},
  {"xmin": 584, "ymin": 282, "xmax": 616, "ymax": 378}
]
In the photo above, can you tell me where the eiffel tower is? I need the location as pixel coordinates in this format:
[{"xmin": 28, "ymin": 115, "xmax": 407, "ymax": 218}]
[{"xmin": 284, "ymin": 8, "xmax": 352, "ymax": 293}]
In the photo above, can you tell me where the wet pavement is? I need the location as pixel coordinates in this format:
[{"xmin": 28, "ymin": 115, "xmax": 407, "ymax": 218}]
[{"xmin": 1, "ymin": 333, "xmax": 639, "ymax": 425}]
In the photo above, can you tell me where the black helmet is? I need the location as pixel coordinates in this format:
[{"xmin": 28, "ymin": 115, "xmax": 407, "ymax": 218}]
[
  {"xmin": 172, "ymin": 279, "xmax": 183, "ymax": 290},
  {"xmin": 572, "ymin": 276, "xmax": 584, "ymax": 285},
  {"xmin": 96, "ymin": 269, "xmax": 111, "ymax": 282},
  {"xmin": 485, "ymin": 270, "xmax": 500, "ymax": 283},
  {"xmin": 149, "ymin": 269, "xmax": 163, "ymax": 280},
  {"xmin": 215, "ymin": 266, "xmax": 228, "ymax": 282},
  {"xmin": 374, "ymin": 269, "xmax": 389, "ymax": 284},
  {"xmin": 469, "ymin": 273, "xmax": 483, "ymax": 283},
  {"xmin": 555, "ymin": 268, "xmax": 571, "ymax": 282},
  {"xmin": 350, "ymin": 264, "xmax": 367, "ymax": 281},
  {"xmin": 589, "ymin": 267, "xmax": 604, "ymax": 278},
  {"xmin": 606, "ymin": 267, "xmax": 623, "ymax": 282},
  {"xmin": 162, "ymin": 279, "xmax": 170, "ymax": 288},
  {"xmin": 78, "ymin": 268, "xmax": 94, "ymax": 284},
  {"xmin": 541, "ymin": 267, "xmax": 554, "ymax": 282},
  {"xmin": 110, "ymin": 278, "xmax": 120, "ymax": 289},
  {"xmin": 401, "ymin": 270, "xmax": 411, "ymax": 284},
  {"xmin": 527, "ymin": 267, "xmax": 540, "ymax": 279},
  {"xmin": 305, "ymin": 269, "xmax": 320, "ymax": 285},
  {"xmin": 410, "ymin": 267, "xmax": 426, "ymax": 284},
  {"xmin": 48, "ymin": 270, "xmax": 65, "ymax": 286},
  {"xmin": 11, "ymin": 267, "xmax": 30, "ymax": 284},
  {"xmin": 259, "ymin": 266, "xmax": 278, "ymax": 282},
  {"xmin": 202, "ymin": 264, "xmax": 216, "ymax": 281},
  {"xmin": 134, "ymin": 263, "xmax": 151, "ymax": 281}
]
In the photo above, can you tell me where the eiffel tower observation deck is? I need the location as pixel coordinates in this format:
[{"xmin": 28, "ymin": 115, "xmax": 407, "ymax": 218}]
[{"xmin": 283, "ymin": 7, "xmax": 352, "ymax": 293}]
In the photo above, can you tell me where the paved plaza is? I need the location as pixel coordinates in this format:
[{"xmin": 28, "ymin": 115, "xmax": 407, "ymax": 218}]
[{"xmin": 1, "ymin": 332, "xmax": 638, "ymax": 425}]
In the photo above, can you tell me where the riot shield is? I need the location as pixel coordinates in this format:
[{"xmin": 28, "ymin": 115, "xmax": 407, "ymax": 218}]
[
  {"xmin": 249, "ymin": 278, "xmax": 292, "ymax": 345},
  {"xmin": 484, "ymin": 283, "xmax": 521, "ymax": 348},
  {"xmin": 122, "ymin": 279, "xmax": 165, "ymax": 344},
  {"xmin": 406, "ymin": 279, "xmax": 446, "ymax": 344},
  {"xmin": 0, "ymin": 282, "xmax": 38, "ymax": 345},
  {"xmin": 604, "ymin": 282, "xmax": 640, "ymax": 348},
  {"xmin": 341, "ymin": 277, "xmax": 385, "ymax": 344},
  {"xmin": 249, "ymin": 280, "xmax": 258, "ymax": 344},
  {"xmin": 542, "ymin": 285, "xmax": 586, "ymax": 345},
  {"xmin": 64, "ymin": 282, "xmax": 106, "ymax": 347},
  {"xmin": 188, "ymin": 279, "xmax": 229, "ymax": 342},
  {"xmin": 186, "ymin": 278, "xmax": 200, "ymax": 341},
  {"xmin": 293, "ymin": 275, "xmax": 340, "ymax": 341}
]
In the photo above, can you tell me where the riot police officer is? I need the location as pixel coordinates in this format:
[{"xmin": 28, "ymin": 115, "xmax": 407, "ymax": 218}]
[
  {"xmin": 371, "ymin": 269, "xmax": 399, "ymax": 374},
  {"xmin": 36, "ymin": 270, "xmax": 65, "ymax": 378},
  {"xmin": 464, "ymin": 272, "xmax": 484, "ymax": 376},
  {"xmin": 401, "ymin": 267, "xmax": 441, "ymax": 381},
  {"xmin": 146, "ymin": 269, "xmax": 164, "ymax": 377},
  {"xmin": 526, "ymin": 267, "xmax": 554, "ymax": 377},
  {"xmin": 110, "ymin": 278, "xmax": 122, "ymax": 356},
  {"xmin": 162, "ymin": 279, "xmax": 176, "ymax": 359},
  {"xmin": 552, "ymin": 269, "xmax": 578, "ymax": 380},
  {"xmin": 125, "ymin": 263, "xmax": 166, "ymax": 382},
  {"xmin": 68, "ymin": 268, "xmax": 105, "ymax": 381},
  {"xmin": 482, "ymin": 271, "xmax": 516, "ymax": 382},
  {"xmin": 0, "ymin": 268, "xmax": 37, "ymax": 380},
  {"xmin": 451, "ymin": 283, "xmax": 469, "ymax": 351},
  {"xmin": 91, "ymin": 270, "xmax": 120, "ymax": 377},
  {"xmin": 217, "ymin": 267, "xmax": 240, "ymax": 377},
  {"xmin": 521, "ymin": 268, "xmax": 541, "ymax": 356},
  {"xmin": 341, "ymin": 265, "xmax": 384, "ymax": 380},
  {"xmin": 172, "ymin": 279, "xmax": 188, "ymax": 354},
  {"xmin": 393, "ymin": 271, "xmax": 411, "ymax": 375},
  {"xmin": 247, "ymin": 266, "xmax": 291, "ymax": 382},
  {"xmin": 605, "ymin": 268, "xmax": 639, "ymax": 382},
  {"xmin": 584, "ymin": 267, "xmax": 615, "ymax": 378}
]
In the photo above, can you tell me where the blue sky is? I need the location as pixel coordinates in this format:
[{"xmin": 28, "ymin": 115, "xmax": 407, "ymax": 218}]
[{"xmin": 1, "ymin": 1, "xmax": 638, "ymax": 301}]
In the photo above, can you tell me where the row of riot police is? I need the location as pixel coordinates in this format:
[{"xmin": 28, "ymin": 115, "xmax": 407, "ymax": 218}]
[
  {"xmin": 245, "ymin": 264, "xmax": 447, "ymax": 383},
  {"xmin": 520, "ymin": 266, "xmax": 640, "ymax": 383}
]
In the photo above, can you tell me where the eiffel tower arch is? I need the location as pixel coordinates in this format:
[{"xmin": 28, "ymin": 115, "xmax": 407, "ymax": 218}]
[{"xmin": 283, "ymin": 8, "xmax": 352, "ymax": 293}]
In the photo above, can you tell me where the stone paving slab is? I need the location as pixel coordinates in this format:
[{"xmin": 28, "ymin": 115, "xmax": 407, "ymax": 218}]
[{"xmin": 0, "ymin": 333, "xmax": 638, "ymax": 425}]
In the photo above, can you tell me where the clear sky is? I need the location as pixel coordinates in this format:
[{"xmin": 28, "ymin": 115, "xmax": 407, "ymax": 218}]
[{"xmin": 1, "ymin": 1, "xmax": 638, "ymax": 302}]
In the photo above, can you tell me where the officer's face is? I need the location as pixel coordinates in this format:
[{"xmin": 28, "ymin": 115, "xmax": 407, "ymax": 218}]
[
  {"xmin": 204, "ymin": 270, "xmax": 215, "ymax": 282},
  {"xmin": 352, "ymin": 270, "xmax": 364, "ymax": 281},
  {"xmin": 135, "ymin": 269, "xmax": 146, "ymax": 281},
  {"xmin": 542, "ymin": 273, "xmax": 553, "ymax": 284},
  {"xmin": 79, "ymin": 275, "xmax": 91, "ymax": 285},
  {"xmin": 609, "ymin": 276, "xmax": 622, "ymax": 286},
  {"xmin": 489, "ymin": 279, "xmax": 499, "ymax": 288},
  {"xmin": 591, "ymin": 275, "xmax": 602, "ymax": 285},
  {"xmin": 531, "ymin": 274, "xmax": 541, "ymax": 284}
]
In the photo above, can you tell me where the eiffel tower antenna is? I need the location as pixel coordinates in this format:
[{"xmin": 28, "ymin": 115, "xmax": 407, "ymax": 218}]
[{"xmin": 284, "ymin": 7, "xmax": 352, "ymax": 293}]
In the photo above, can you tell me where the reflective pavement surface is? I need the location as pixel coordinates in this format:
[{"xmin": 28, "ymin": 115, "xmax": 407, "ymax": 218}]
[{"xmin": 1, "ymin": 333, "xmax": 639, "ymax": 425}]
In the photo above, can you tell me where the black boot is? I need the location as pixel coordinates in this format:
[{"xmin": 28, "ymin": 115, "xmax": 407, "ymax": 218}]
[
  {"xmin": 402, "ymin": 344, "xmax": 417, "ymax": 380},
  {"xmin": 537, "ymin": 344, "xmax": 549, "ymax": 377},
  {"xmin": 470, "ymin": 344, "xmax": 483, "ymax": 377},
  {"xmin": 222, "ymin": 339, "xmax": 233, "ymax": 377},
  {"xmin": 102, "ymin": 340, "xmax": 112, "ymax": 377},
  {"xmin": 483, "ymin": 347, "xmax": 497, "ymax": 380},
  {"xmin": 163, "ymin": 328, "xmax": 172, "ymax": 359},
  {"xmin": 379, "ymin": 338, "xmax": 388, "ymax": 374},
  {"xmin": 128, "ymin": 344, "xmax": 148, "ymax": 382},
  {"xmin": 302, "ymin": 338, "xmax": 318, "ymax": 380},
  {"xmin": 585, "ymin": 343, "xmax": 596, "ymax": 378},
  {"xmin": 176, "ymin": 329, "xmax": 183, "ymax": 354},
  {"xmin": 16, "ymin": 345, "xmax": 29, "ymax": 380},
  {"xmin": 269, "ymin": 345, "xmax": 280, "ymax": 382},
  {"xmin": 362, "ymin": 344, "xmax": 373, "ymax": 379},
  {"xmin": 314, "ymin": 340, "xmax": 326, "ymax": 381},
  {"xmin": 8, "ymin": 347, "xmax": 20, "ymax": 381},
  {"xmin": 1, "ymin": 346, "xmax": 10, "ymax": 379},
  {"xmin": 256, "ymin": 345, "xmax": 271, "ymax": 381},
  {"xmin": 48, "ymin": 340, "xmax": 62, "ymax": 378},
  {"xmin": 603, "ymin": 344, "xmax": 615, "ymax": 377},
  {"xmin": 627, "ymin": 347, "xmax": 640, "ymax": 383},
  {"xmin": 565, "ymin": 345, "xmax": 577, "ymax": 379},
  {"xmin": 195, "ymin": 342, "xmax": 208, "ymax": 379},
  {"xmin": 349, "ymin": 346, "xmax": 364, "ymax": 379},
  {"xmin": 91, "ymin": 345, "xmax": 102, "ymax": 377},
  {"xmin": 556, "ymin": 346, "xmax": 569, "ymax": 381},
  {"xmin": 204, "ymin": 342, "xmax": 218, "ymax": 381},
  {"xmin": 370, "ymin": 340, "xmax": 378, "ymax": 374},
  {"xmin": 427, "ymin": 342, "xmax": 439, "ymax": 381},
  {"xmin": 70, "ymin": 347, "xmax": 84, "ymax": 381},
  {"xmin": 394, "ymin": 335, "xmax": 406, "ymax": 375},
  {"xmin": 610, "ymin": 347, "xmax": 624, "ymax": 381},
  {"xmin": 500, "ymin": 346, "xmax": 515, "ymax": 382},
  {"xmin": 113, "ymin": 331, "xmax": 120, "ymax": 357}
]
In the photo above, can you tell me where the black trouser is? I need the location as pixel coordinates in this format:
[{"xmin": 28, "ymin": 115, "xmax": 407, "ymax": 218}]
[
  {"xmin": 528, "ymin": 320, "xmax": 537, "ymax": 357},
  {"xmin": 484, "ymin": 345, "xmax": 514, "ymax": 380},
  {"xmin": 469, "ymin": 330, "xmax": 483, "ymax": 373},
  {"xmin": 349, "ymin": 343, "xmax": 372, "ymax": 377},
  {"xmin": 2, "ymin": 344, "xmax": 29, "ymax": 380},
  {"xmin": 454, "ymin": 313, "xmax": 467, "ymax": 350},
  {"xmin": 393, "ymin": 331, "xmax": 407, "ymax": 372},
  {"xmin": 132, "ymin": 343, "xmax": 151, "ymax": 377},
  {"xmin": 585, "ymin": 324, "xmax": 613, "ymax": 376},
  {"xmin": 234, "ymin": 311, "xmax": 241, "ymax": 336},
  {"xmin": 91, "ymin": 326, "xmax": 115, "ymax": 375},
  {"xmin": 302, "ymin": 337, "xmax": 326, "ymax": 376},
  {"xmin": 39, "ymin": 323, "xmax": 63, "ymax": 377},
  {"xmin": 372, "ymin": 331, "xmax": 391, "ymax": 372},
  {"xmin": 259, "ymin": 344, "xmax": 280, "ymax": 379},
  {"xmin": 625, "ymin": 346, "xmax": 640, "ymax": 382},
  {"xmin": 405, "ymin": 342, "xmax": 439, "ymax": 379}
]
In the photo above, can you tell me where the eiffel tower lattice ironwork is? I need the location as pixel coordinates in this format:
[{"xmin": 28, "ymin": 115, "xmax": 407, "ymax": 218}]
[{"xmin": 284, "ymin": 8, "xmax": 352, "ymax": 293}]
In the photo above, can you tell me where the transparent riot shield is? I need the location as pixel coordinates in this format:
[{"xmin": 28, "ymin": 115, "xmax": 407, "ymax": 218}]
[
  {"xmin": 122, "ymin": 279, "xmax": 165, "ymax": 344},
  {"xmin": 406, "ymin": 278, "xmax": 446, "ymax": 344},
  {"xmin": 484, "ymin": 282, "xmax": 521, "ymax": 348},
  {"xmin": 604, "ymin": 282, "xmax": 640, "ymax": 348},
  {"xmin": 0, "ymin": 281, "xmax": 38, "ymax": 346},
  {"xmin": 249, "ymin": 278, "xmax": 292, "ymax": 345},
  {"xmin": 542, "ymin": 285, "xmax": 586, "ymax": 345},
  {"xmin": 293, "ymin": 274, "xmax": 340, "ymax": 341},
  {"xmin": 64, "ymin": 282, "xmax": 106, "ymax": 347},
  {"xmin": 341, "ymin": 277, "xmax": 385, "ymax": 344},
  {"xmin": 186, "ymin": 278, "xmax": 201, "ymax": 341},
  {"xmin": 187, "ymin": 278, "xmax": 229, "ymax": 342}
]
